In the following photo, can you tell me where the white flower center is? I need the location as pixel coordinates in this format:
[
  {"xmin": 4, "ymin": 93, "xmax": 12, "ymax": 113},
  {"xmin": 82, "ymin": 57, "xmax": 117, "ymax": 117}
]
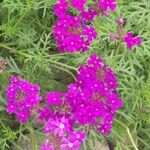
[
  {"xmin": 68, "ymin": 142, "xmax": 73, "ymax": 147},
  {"xmin": 76, "ymin": 134, "xmax": 80, "ymax": 139},
  {"xmin": 31, "ymin": 88, "xmax": 34, "ymax": 91},
  {"xmin": 73, "ymin": 87, "xmax": 76, "ymax": 90},
  {"xmin": 10, "ymin": 105, "xmax": 14, "ymax": 108},
  {"xmin": 71, "ymin": 42, "xmax": 74, "ymax": 45},
  {"xmin": 59, "ymin": 123, "xmax": 64, "ymax": 129}
]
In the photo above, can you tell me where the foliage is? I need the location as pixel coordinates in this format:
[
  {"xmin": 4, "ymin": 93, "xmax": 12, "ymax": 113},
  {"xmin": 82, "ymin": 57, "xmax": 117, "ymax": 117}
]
[{"xmin": 0, "ymin": 0, "xmax": 150, "ymax": 150}]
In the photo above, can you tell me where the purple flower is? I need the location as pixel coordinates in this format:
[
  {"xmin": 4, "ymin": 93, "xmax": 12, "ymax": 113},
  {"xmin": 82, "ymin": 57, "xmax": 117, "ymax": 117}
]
[
  {"xmin": 124, "ymin": 32, "xmax": 141, "ymax": 49},
  {"xmin": 10, "ymin": 76, "xmax": 20, "ymax": 84},
  {"xmin": 117, "ymin": 18, "xmax": 124, "ymax": 26},
  {"xmin": 7, "ymin": 102, "xmax": 17, "ymax": 113},
  {"xmin": 88, "ymin": 54, "xmax": 103, "ymax": 69},
  {"xmin": 37, "ymin": 107, "xmax": 53, "ymax": 123},
  {"xmin": 65, "ymin": 54, "xmax": 122, "ymax": 135},
  {"xmin": 44, "ymin": 117, "xmax": 71, "ymax": 136},
  {"xmin": 106, "ymin": 93, "xmax": 122, "ymax": 110},
  {"xmin": 46, "ymin": 91, "xmax": 62, "ymax": 106},
  {"xmin": 61, "ymin": 138, "xmax": 80, "ymax": 150},
  {"xmin": 40, "ymin": 140, "xmax": 54, "ymax": 150},
  {"xmin": 54, "ymin": 0, "xmax": 67, "ymax": 18},
  {"xmin": 63, "ymin": 34, "xmax": 82, "ymax": 52},
  {"xmin": 6, "ymin": 76, "xmax": 42, "ymax": 123},
  {"xmin": 109, "ymin": 33, "xmax": 116, "ymax": 40},
  {"xmin": 16, "ymin": 108, "xmax": 30, "ymax": 123},
  {"xmin": 61, "ymin": 131, "xmax": 85, "ymax": 150},
  {"xmin": 72, "ymin": 0, "xmax": 86, "ymax": 11},
  {"xmin": 133, "ymin": 36, "xmax": 141, "ymax": 45},
  {"xmin": 92, "ymin": 100, "xmax": 105, "ymax": 117},
  {"xmin": 81, "ymin": 8, "xmax": 98, "ymax": 21},
  {"xmin": 98, "ymin": 122, "xmax": 112, "ymax": 135},
  {"xmin": 53, "ymin": 14, "xmax": 97, "ymax": 52},
  {"xmin": 110, "ymin": 19, "xmax": 141, "ymax": 49},
  {"xmin": 98, "ymin": 0, "xmax": 117, "ymax": 15},
  {"xmin": 83, "ymin": 25, "xmax": 97, "ymax": 41},
  {"xmin": 70, "ymin": 131, "xmax": 86, "ymax": 142}
]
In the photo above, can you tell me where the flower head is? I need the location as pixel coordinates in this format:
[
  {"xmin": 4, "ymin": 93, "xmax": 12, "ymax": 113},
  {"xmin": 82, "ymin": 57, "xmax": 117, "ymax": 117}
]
[
  {"xmin": 72, "ymin": 0, "xmax": 86, "ymax": 11},
  {"xmin": 98, "ymin": 0, "xmax": 117, "ymax": 16},
  {"xmin": 54, "ymin": 0, "xmax": 67, "ymax": 18},
  {"xmin": 53, "ymin": 15, "xmax": 97, "ymax": 52},
  {"xmin": 37, "ymin": 106, "xmax": 53, "ymax": 123},
  {"xmin": 61, "ymin": 131, "xmax": 86, "ymax": 150},
  {"xmin": 124, "ymin": 32, "xmax": 141, "ymax": 49},
  {"xmin": 44, "ymin": 116, "xmax": 71, "ymax": 136},
  {"xmin": 46, "ymin": 91, "xmax": 63, "ymax": 106},
  {"xmin": 65, "ymin": 54, "xmax": 122, "ymax": 135},
  {"xmin": 110, "ymin": 19, "xmax": 141, "ymax": 49},
  {"xmin": 118, "ymin": 18, "xmax": 124, "ymax": 26},
  {"xmin": 81, "ymin": 8, "xmax": 98, "ymax": 21},
  {"xmin": 6, "ymin": 76, "xmax": 42, "ymax": 123}
]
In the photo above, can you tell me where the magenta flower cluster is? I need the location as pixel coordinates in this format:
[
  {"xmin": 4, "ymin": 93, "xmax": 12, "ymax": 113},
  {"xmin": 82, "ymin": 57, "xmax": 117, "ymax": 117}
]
[
  {"xmin": 38, "ymin": 54, "xmax": 122, "ymax": 150},
  {"xmin": 66, "ymin": 54, "xmax": 122, "ymax": 135},
  {"xmin": 98, "ymin": 0, "xmax": 117, "ymax": 16},
  {"xmin": 4, "ymin": 1, "xmax": 143, "ymax": 150},
  {"xmin": 53, "ymin": 0, "xmax": 117, "ymax": 52},
  {"xmin": 6, "ymin": 76, "xmax": 42, "ymax": 123},
  {"xmin": 124, "ymin": 32, "xmax": 141, "ymax": 49},
  {"xmin": 6, "ymin": 55, "xmax": 122, "ymax": 150},
  {"xmin": 41, "ymin": 116, "xmax": 86, "ymax": 150},
  {"xmin": 110, "ymin": 18, "xmax": 141, "ymax": 49}
]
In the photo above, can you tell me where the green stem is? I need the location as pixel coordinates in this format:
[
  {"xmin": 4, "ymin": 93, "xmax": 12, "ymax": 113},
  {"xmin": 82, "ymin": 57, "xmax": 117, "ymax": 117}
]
[
  {"xmin": 28, "ymin": 124, "xmax": 37, "ymax": 150},
  {"xmin": 126, "ymin": 128, "xmax": 139, "ymax": 150},
  {"xmin": 0, "ymin": 43, "xmax": 16, "ymax": 53},
  {"xmin": 115, "ymin": 119, "xmax": 138, "ymax": 150},
  {"xmin": 14, "ymin": 11, "xmax": 28, "ymax": 28},
  {"xmin": 0, "ymin": 33, "xmax": 5, "ymax": 37},
  {"xmin": 48, "ymin": 60, "xmax": 78, "ymax": 72},
  {"xmin": 11, "ymin": 141, "xmax": 23, "ymax": 150},
  {"xmin": 50, "ymin": 52, "xmax": 82, "ymax": 56},
  {"xmin": 50, "ymin": 63, "xmax": 76, "ymax": 80}
]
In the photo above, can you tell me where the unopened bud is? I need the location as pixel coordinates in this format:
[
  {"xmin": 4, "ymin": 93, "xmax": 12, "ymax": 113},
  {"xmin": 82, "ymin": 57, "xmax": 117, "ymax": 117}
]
[{"xmin": 118, "ymin": 18, "xmax": 124, "ymax": 26}]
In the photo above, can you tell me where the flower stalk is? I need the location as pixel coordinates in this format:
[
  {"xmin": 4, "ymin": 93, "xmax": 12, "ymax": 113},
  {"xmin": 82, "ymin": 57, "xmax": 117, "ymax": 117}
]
[{"xmin": 28, "ymin": 123, "xmax": 38, "ymax": 150}]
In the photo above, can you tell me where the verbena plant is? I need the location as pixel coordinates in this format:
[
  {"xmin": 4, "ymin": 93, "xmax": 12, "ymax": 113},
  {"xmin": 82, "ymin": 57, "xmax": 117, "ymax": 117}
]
[{"xmin": 0, "ymin": 0, "xmax": 150, "ymax": 150}]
